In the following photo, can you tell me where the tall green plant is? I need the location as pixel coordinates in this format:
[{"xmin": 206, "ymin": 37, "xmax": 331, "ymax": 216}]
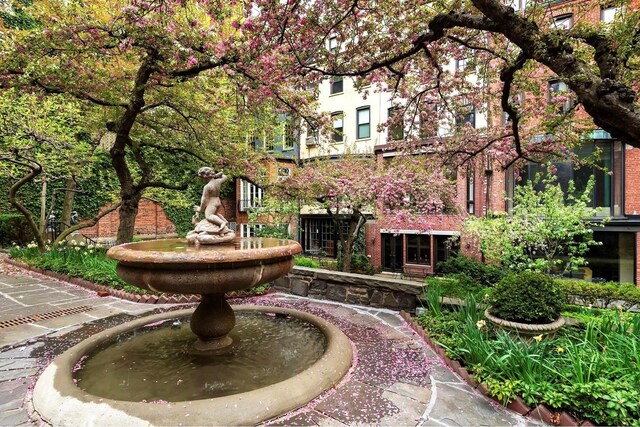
[{"xmin": 465, "ymin": 174, "xmax": 603, "ymax": 274}]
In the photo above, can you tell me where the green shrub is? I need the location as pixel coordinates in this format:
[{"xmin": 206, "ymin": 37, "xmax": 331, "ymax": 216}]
[
  {"xmin": 437, "ymin": 255, "xmax": 506, "ymax": 287},
  {"xmin": 489, "ymin": 272, "xmax": 566, "ymax": 323},
  {"xmin": 294, "ymin": 256, "xmax": 321, "ymax": 268},
  {"xmin": 0, "ymin": 214, "xmax": 34, "ymax": 247},
  {"xmin": 557, "ymin": 278, "xmax": 640, "ymax": 309}
]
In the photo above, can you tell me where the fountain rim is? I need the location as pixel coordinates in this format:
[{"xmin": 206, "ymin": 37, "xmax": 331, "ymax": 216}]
[
  {"xmin": 32, "ymin": 305, "xmax": 353, "ymax": 426},
  {"xmin": 107, "ymin": 237, "xmax": 302, "ymax": 265}
]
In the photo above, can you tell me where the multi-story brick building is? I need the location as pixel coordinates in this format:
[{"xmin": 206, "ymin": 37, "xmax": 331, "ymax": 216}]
[{"xmin": 297, "ymin": 2, "xmax": 640, "ymax": 285}]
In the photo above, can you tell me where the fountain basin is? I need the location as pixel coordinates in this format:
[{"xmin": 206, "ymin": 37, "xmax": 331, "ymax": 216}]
[
  {"xmin": 107, "ymin": 238, "xmax": 302, "ymax": 351},
  {"xmin": 32, "ymin": 306, "xmax": 353, "ymax": 426}
]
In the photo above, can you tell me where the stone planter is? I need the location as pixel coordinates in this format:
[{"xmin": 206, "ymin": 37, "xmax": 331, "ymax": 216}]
[{"xmin": 484, "ymin": 308, "xmax": 565, "ymax": 339}]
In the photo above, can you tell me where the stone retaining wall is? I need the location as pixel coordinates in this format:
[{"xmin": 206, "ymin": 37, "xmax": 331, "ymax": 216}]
[{"xmin": 272, "ymin": 267, "xmax": 426, "ymax": 312}]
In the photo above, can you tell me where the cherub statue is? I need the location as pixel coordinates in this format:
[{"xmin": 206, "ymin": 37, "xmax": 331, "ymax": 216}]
[{"xmin": 186, "ymin": 167, "xmax": 235, "ymax": 245}]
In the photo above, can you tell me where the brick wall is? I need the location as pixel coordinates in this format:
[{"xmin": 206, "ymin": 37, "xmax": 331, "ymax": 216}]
[
  {"xmin": 625, "ymin": 146, "xmax": 640, "ymax": 215},
  {"xmin": 83, "ymin": 199, "xmax": 176, "ymax": 239},
  {"xmin": 636, "ymin": 232, "xmax": 640, "ymax": 287}
]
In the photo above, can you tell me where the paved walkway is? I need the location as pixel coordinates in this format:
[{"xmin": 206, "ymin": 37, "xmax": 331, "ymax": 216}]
[{"xmin": 0, "ymin": 257, "xmax": 543, "ymax": 426}]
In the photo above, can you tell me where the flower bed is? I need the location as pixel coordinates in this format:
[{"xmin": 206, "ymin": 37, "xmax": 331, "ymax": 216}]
[{"xmin": 412, "ymin": 291, "xmax": 640, "ymax": 426}]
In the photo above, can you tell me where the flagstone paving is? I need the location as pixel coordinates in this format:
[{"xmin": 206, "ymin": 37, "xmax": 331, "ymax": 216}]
[{"xmin": 0, "ymin": 256, "xmax": 544, "ymax": 426}]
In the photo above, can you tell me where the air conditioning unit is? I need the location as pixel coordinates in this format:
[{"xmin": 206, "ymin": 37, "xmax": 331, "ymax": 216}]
[{"xmin": 306, "ymin": 135, "xmax": 318, "ymax": 146}]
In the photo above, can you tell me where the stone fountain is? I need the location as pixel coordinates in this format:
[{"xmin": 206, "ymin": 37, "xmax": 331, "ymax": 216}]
[{"xmin": 31, "ymin": 167, "xmax": 352, "ymax": 426}]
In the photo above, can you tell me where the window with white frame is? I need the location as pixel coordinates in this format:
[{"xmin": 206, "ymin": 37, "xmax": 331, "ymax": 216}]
[
  {"xmin": 328, "ymin": 36, "xmax": 338, "ymax": 52},
  {"xmin": 239, "ymin": 179, "xmax": 263, "ymax": 212},
  {"xmin": 466, "ymin": 170, "xmax": 475, "ymax": 214},
  {"xmin": 331, "ymin": 112, "xmax": 344, "ymax": 142},
  {"xmin": 240, "ymin": 223, "xmax": 264, "ymax": 237},
  {"xmin": 552, "ymin": 14, "xmax": 573, "ymax": 29},
  {"xmin": 356, "ymin": 107, "xmax": 370, "ymax": 139},
  {"xmin": 601, "ymin": 6, "xmax": 621, "ymax": 23}
]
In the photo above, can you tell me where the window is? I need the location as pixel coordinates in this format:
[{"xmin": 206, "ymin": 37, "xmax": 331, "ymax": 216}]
[
  {"xmin": 511, "ymin": 139, "xmax": 624, "ymax": 217},
  {"xmin": 406, "ymin": 235, "xmax": 431, "ymax": 265},
  {"xmin": 387, "ymin": 107, "xmax": 404, "ymax": 140},
  {"xmin": 302, "ymin": 218, "xmax": 337, "ymax": 257},
  {"xmin": 553, "ymin": 14, "xmax": 573, "ymax": 29},
  {"xmin": 548, "ymin": 79, "xmax": 572, "ymax": 113},
  {"xmin": 356, "ymin": 107, "xmax": 370, "ymax": 139},
  {"xmin": 457, "ymin": 103, "xmax": 476, "ymax": 127},
  {"xmin": 601, "ymin": 6, "xmax": 621, "ymax": 23},
  {"xmin": 328, "ymin": 36, "xmax": 338, "ymax": 52},
  {"xmin": 455, "ymin": 58, "xmax": 469, "ymax": 71},
  {"xmin": 467, "ymin": 170, "xmax": 475, "ymax": 214},
  {"xmin": 330, "ymin": 76, "xmax": 343, "ymax": 94},
  {"xmin": 240, "ymin": 223, "xmax": 264, "ymax": 237},
  {"xmin": 331, "ymin": 112, "xmax": 344, "ymax": 142},
  {"xmin": 239, "ymin": 179, "xmax": 263, "ymax": 212}
]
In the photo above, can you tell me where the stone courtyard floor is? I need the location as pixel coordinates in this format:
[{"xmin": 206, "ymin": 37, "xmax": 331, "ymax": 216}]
[{"xmin": 0, "ymin": 256, "xmax": 544, "ymax": 426}]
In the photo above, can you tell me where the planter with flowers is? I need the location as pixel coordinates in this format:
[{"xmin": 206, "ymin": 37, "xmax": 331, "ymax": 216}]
[{"xmin": 485, "ymin": 271, "xmax": 566, "ymax": 339}]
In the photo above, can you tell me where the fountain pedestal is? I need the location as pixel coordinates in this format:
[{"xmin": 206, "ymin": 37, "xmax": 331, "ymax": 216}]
[
  {"xmin": 107, "ymin": 237, "xmax": 302, "ymax": 351},
  {"xmin": 191, "ymin": 293, "xmax": 235, "ymax": 351}
]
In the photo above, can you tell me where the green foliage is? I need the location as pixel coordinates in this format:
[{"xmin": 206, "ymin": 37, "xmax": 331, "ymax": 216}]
[
  {"xmin": 294, "ymin": 256, "xmax": 321, "ymax": 268},
  {"xmin": 1, "ymin": 1, "xmax": 39, "ymax": 30},
  {"xmin": 436, "ymin": 255, "xmax": 506, "ymax": 287},
  {"xmin": 8, "ymin": 243, "xmax": 144, "ymax": 294},
  {"xmin": 416, "ymin": 299, "xmax": 640, "ymax": 426},
  {"xmin": 489, "ymin": 272, "xmax": 566, "ymax": 323},
  {"xmin": 557, "ymin": 278, "xmax": 640, "ymax": 310},
  {"xmin": 254, "ymin": 224, "xmax": 293, "ymax": 239},
  {"xmin": 465, "ymin": 175, "xmax": 602, "ymax": 274},
  {"xmin": 0, "ymin": 214, "xmax": 34, "ymax": 246}
]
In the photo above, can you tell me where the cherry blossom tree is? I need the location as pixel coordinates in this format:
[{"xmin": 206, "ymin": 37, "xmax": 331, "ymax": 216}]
[
  {"xmin": 277, "ymin": 155, "xmax": 455, "ymax": 272},
  {"xmin": 244, "ymin": 0, "xmax": 639, "ymax": 168},
  {"xmin": 0, "ymin": 0, "xmax": 311, "ymax": 243}
]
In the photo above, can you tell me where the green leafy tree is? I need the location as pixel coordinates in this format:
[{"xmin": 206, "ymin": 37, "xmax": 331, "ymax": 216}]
[
  {"xmin": 0, "ymin": 90, "xmax": 115, "ymax": 249},
  {"xmin": 465, "ymin": 173, "xmax": 603, "ymax": 274}
]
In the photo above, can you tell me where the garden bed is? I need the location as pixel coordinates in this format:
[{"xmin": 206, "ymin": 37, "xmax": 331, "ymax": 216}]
[{"xmin": 404, "ymin": 292, "xmax": 640, "ymax": 426}]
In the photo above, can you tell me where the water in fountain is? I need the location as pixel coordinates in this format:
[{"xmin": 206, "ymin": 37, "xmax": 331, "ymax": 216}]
[{"xmin": 74, "ymin": 311, "xmax": 326, "ymax": 402}]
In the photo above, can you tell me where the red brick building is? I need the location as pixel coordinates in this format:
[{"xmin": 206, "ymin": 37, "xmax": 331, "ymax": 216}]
[
  {"xmin": 83, "ymin": 198, "xmax": 177, "ymax": 241},
  {"xmin": 361, "ymin": 0, "xmax": 640, "ymax": 285}
]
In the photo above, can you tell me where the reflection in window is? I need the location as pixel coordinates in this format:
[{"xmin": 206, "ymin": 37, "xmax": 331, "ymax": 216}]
[
  {"xmin": 357, "ymin": 107, "xmax": 370, "ymax": 139},
  {"xmin": 330, "ymin": 76, "xmax": 343, "ymax": 94},
  {"xmin": 511, "ymin": 139, "xmax": 623, "ymax": 217},
  {"xmin": 331, "ymin": 112, "xmax": 344, "ymax": 142},
  {"xmin": 406, "ymin": 235, "xmax": 431, "ymax": 265}
]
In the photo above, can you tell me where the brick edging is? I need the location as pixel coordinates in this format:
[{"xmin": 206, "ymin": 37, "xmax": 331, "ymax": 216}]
[
  {"xmin": 399, "ymin": 311, "xmax": 588, "ymax": 427},
  {"xmin": 4, "ymin": 258, "xmax": 200, "ymax": 305}
]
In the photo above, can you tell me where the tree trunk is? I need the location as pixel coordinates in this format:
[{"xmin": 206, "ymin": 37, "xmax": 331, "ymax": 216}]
[
  {"xmin": 39, "ymin": 177, "xmax": 47, "ymax": 237},
  {"xmin": 116, "ymin": 192, "xmax": 142, "ymax": 244},
  {"xmin": 9, "ymin": 166, "xmax": 46, "ymax": 250},
  {"xmin": 340, "ymin": 213, "xmax": 366, "ymax": 273},
  {"xmin": 60, "ymin": 177, "xmax": 77, "ymax": 227}
]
